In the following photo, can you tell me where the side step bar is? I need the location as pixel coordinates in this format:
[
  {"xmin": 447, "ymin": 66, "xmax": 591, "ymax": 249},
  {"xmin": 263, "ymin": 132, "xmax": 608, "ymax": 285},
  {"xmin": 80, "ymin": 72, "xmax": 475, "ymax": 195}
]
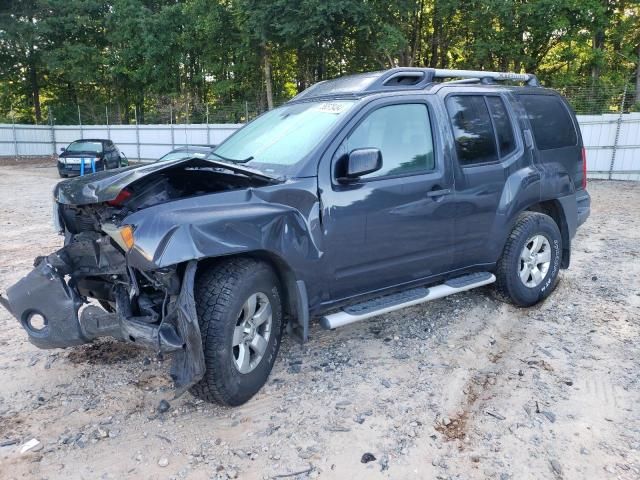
[{"xmin": 320, "ymin": 272, "xmax": 496, "ymax": 330}]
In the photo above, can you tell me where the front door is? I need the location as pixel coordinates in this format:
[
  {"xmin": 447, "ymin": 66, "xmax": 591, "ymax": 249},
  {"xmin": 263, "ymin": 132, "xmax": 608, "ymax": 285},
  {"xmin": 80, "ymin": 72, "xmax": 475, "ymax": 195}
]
[{"xmin": 319, "ymin": 98, "xmax": 455, "ymax": 301}]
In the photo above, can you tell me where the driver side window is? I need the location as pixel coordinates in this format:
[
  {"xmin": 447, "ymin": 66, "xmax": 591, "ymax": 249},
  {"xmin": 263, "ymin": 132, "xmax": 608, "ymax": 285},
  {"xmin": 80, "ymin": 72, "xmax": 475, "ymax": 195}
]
[{"xmin": 343, "ymin": 103, "xmax": 435, "ymax": 179}]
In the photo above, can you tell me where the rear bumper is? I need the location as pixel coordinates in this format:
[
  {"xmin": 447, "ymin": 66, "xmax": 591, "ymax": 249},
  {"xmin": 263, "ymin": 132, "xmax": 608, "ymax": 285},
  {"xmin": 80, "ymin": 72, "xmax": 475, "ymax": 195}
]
[{"xmin": 576, "ymin": 190, "xmax": 591, "ymax": 228}]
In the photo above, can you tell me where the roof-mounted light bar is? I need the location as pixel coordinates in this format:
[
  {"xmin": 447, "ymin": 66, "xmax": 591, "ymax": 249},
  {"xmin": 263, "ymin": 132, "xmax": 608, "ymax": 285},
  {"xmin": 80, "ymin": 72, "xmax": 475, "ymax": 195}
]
[{"xmin": 432, "ymin": 68, "xmax": 539, "ymax": 86}]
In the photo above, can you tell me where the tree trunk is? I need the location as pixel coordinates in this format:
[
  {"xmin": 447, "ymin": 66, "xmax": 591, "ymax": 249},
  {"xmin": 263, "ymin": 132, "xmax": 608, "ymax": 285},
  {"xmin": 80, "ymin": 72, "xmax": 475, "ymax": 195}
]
[
  {"xmin": 28, "ymin": 52, "xmax": 41, "ymax": 123},
  {"xmin": 262, "ymin": 43, "xmax": 274, "ymax": 110},
  {"xmin": 591, "ymin": 29, "xmax": 605, "ymax": 83},
  {"xmin": 429, "ymin": 1, "xmax": 440, "ymax": 67}
]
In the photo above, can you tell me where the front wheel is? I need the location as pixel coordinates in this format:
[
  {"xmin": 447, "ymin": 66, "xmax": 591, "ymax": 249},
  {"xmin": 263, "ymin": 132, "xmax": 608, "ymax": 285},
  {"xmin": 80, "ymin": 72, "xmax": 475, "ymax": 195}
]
[
  {"xmin": 190, "ymin": 258, "xmax": 284, "ymax": 406},
  {"xmin": 494, "ymin": 212, "xmax": 562, "ymax": 307}
]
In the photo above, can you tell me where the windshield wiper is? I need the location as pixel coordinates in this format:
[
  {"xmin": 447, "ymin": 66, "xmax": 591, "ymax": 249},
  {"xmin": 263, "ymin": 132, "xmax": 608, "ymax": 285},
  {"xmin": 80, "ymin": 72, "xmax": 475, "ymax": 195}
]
[{"xmin": 209, "ymin": 152, "xmax": 254, "ymax": 164}]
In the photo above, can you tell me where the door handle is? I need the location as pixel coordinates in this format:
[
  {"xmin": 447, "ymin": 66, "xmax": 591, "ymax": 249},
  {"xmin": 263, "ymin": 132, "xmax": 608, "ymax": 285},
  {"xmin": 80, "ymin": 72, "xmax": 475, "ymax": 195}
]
[{"xmin": 426, "ymin": 188, "xmax": 452, "ymax": 198}]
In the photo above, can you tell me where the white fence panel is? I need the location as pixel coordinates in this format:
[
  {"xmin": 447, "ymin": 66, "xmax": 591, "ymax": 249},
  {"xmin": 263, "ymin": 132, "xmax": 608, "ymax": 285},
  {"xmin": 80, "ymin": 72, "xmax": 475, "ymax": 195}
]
[
  {"xmin": 578, "ymin": 113, "xmax": 640, "ymax": 181},
  {"xmin": 0, "ymin": 117, "xmax": 638, "ymax": 179}
]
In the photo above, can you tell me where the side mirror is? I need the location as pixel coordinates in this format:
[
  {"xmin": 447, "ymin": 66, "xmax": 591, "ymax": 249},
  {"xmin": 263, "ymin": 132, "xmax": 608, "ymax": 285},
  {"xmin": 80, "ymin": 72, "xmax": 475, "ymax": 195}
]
[
  {"xmin": 60, "ymin": 147, "xmax": 66, "ymax": 152},
  {"xmin": 338, "ymin": 148, "xmax": 382, "ymax": 182}
]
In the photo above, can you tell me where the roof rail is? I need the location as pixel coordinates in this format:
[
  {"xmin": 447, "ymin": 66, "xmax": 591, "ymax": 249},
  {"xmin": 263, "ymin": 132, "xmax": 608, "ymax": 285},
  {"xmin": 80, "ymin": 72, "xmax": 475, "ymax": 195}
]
[
  {"xmin": 432, "ymin": 68, "xmax": 539, "ymax": 87},
  {"xmin": 289, "ymin": 67, "xmax": 540, "ymax": 102}
]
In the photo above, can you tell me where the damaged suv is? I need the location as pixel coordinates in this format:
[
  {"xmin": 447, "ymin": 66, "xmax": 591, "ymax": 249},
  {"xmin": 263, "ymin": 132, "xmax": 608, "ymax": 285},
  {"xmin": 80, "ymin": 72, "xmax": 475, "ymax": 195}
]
[{"xmin": 1, "ymin": 68, "xmax": 590, "ymax": 406}]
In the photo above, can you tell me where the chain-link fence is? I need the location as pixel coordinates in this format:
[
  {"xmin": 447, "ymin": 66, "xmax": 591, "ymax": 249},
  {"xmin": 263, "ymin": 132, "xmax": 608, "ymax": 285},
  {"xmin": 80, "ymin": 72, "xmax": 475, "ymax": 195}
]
[
  {"xmin": 558, "ymin": 84, "xmax": 638, "ymax": 115},
  {"xmin": 3, "ymin": 84, "xmax": 637, "ymax": 127},
  {"xmin": 37, "ymin": 99, "xmax": 273, "ymax": 128}
]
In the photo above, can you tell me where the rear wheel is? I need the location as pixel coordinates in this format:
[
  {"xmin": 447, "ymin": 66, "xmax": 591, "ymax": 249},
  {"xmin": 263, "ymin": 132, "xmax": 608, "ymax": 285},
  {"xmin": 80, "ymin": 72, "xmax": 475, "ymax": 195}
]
[
  {"xmin": 190, "ymin": 258, "xmax": 284, "ymax": 406},
  {"xmin": 494, "ymin": 212, "xmax": 562, "ymax": 307}
]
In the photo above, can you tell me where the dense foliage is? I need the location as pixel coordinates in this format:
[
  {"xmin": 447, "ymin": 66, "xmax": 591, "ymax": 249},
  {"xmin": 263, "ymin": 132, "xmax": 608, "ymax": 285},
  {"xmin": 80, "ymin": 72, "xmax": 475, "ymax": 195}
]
[{"xmin": 1, "ymin": 0, "xmax": 639, "ymax": 123}]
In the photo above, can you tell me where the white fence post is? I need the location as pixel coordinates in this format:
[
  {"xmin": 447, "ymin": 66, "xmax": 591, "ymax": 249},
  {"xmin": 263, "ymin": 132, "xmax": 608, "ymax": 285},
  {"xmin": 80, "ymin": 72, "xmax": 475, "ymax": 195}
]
[
  {"xmin": 134, "ymin": 107, "xmax": 141, "ymax": 161},
  {"xmin": 206, "ymin": 104, "xmax": 210, "ymax": 145},
  {"xmin": 77, "ymin": 105, "xmax": 83, "ymax": 139},
  {"xmin": 49, "ymin": 106, "xmax": 56, "ymax": 156},
  {"xmin": 106, "ymin": 106, "xmax": 111, "ymax": 140},
  {"xmin": 169, "ymin": 105, "xmax": 175, "ymax": 149},
  {"xmin": 12, "ymin": 116, "xmax": 18, "ymax": 159}
]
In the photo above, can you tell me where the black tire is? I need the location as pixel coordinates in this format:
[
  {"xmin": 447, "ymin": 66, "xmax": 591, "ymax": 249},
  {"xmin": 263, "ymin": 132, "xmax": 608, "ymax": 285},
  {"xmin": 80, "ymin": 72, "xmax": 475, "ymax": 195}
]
[
  {"xmin": 190, "ymin": 258, "xmax": 284, "ymax": 406},
  {"xmin": 494, "ymin": 212, "xmax": 562, "ymax": 307}
]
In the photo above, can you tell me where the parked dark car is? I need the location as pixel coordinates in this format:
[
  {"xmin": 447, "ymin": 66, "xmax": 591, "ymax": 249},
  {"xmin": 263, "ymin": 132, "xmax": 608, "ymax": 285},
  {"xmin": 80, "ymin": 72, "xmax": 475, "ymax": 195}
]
[
  {"xmin": 2, "ymin": 68, "xmax": 590, "ymax": 406},
  {"xmin": 157, "ymin": 145, "xmax": 217, "ymax": 162},
  {"xmin": 57, "ymin": 139, "xmax": 128, "ymax": 177}
]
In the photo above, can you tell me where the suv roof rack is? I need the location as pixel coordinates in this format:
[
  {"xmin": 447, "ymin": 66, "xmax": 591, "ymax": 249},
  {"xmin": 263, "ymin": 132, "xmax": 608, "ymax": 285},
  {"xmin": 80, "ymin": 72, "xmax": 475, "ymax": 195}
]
[
  {"xmin": 291, "ymin": 67, "xmax": 539, "ymax": 102},
  {"xmin": 430, "ymin": 68, "xmax": 539, "ymax": 87},
  {"xmin": 367, "ymin": 68, "xmax": 539, "ymax": 89}
]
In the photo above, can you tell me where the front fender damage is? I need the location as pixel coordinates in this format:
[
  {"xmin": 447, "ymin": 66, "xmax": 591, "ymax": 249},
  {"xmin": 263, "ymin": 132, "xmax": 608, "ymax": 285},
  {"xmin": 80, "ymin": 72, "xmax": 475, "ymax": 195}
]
[{"xmin": 168, "ymin": 261, "xmax": 205, "ymax": 395}]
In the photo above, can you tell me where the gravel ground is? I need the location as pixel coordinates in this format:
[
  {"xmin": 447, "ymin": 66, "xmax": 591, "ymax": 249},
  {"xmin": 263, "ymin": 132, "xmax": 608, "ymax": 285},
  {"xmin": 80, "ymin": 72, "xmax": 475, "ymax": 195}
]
[{"xmin": 0, "ymin": 165, "xmax": 638, "ymax": 480}]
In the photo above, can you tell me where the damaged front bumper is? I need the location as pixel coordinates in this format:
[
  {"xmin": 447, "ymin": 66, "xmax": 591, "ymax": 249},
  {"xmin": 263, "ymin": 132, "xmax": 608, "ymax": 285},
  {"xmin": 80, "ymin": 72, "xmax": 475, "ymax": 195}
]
[{"xmin": 1, "ymin": 242, "xmax": 205, "ymax": 395}]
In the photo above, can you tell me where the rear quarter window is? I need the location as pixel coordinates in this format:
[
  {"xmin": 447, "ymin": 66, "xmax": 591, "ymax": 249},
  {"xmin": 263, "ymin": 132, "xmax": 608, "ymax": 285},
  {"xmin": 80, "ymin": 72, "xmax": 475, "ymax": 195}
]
[{"xmin": 518, "ymin": 94, "xmax": 577, "ymax": 150}]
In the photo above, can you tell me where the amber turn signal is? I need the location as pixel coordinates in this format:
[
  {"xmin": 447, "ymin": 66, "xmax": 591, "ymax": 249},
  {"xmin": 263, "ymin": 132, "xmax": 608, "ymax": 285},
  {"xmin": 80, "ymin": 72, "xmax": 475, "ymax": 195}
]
[{"xmin": 120, "ymin": 225, "xmax": 135, "ymax": 250}]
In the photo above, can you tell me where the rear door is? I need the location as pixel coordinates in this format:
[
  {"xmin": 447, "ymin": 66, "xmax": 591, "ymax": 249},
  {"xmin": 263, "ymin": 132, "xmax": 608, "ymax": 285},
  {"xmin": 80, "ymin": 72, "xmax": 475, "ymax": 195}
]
[
  {"xmin": 441, "ymin": 89, "xmax": 528, "ymax": 268},
  {"xmin": 319, "ymin": 96, "xmax": 455, "ymax": 300}
]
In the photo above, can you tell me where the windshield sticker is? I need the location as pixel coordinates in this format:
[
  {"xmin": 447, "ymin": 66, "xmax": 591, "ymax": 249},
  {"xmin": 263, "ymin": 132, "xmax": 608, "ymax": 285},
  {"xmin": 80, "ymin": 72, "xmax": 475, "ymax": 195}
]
[{"xmin": 313, "ymin": 102, "xmax": 350, "ymax": 114}]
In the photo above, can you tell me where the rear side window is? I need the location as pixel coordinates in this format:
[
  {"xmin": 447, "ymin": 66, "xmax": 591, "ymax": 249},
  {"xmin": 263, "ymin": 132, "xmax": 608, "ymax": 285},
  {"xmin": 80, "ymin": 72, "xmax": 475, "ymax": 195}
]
[
  {"xmin": 486, "ymin": 97, "xmax": 516, "ymax": 157},
  {"xmin": 518, "ymin": 95, "xmax": 577, "ymax": 150},
  {"xmin": 445, "ymin": 96, "xmax": 498, "ymax": 166}
]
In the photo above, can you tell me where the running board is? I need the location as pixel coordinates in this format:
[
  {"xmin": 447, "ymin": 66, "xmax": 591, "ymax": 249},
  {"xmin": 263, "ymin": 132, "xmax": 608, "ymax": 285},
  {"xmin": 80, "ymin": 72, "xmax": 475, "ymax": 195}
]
[{"xmin": 320, "ymin": 272, "xmax": 496, "ymax": 330}]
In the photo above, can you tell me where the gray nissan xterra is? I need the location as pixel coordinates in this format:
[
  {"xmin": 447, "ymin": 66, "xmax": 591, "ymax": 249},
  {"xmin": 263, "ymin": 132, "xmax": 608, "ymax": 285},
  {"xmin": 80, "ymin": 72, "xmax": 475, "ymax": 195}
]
[{"xmin": 1, "ymin": 68, "xmax": 590, "ymax": 406}]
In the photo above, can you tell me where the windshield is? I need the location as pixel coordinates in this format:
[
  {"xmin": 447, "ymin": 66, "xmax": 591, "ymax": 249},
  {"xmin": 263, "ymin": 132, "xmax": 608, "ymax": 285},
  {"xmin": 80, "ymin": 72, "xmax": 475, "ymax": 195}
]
[
  {"xmin": 66, "ymin": 141, "xmax": 103, "ymax": 153},
  {"xmin": 213, "ymin": 100, "xmax": 356, "ymax": 174},
  {"xmin": 158, "ymin": 150, "xmax": 208, "ymax": 162}
]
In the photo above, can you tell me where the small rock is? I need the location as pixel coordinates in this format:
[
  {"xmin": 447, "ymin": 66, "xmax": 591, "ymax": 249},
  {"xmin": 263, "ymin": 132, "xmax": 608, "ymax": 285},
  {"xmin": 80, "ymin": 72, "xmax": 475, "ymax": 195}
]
[
  {"xmin": 157, "ymin": 399, "xmax": 171, "ymax": 413},
  {"xmin": 442, "ymin": 417, "xmax": 452, "ymax": 426},
  {"xmin": 354, "ymin": 414, "xmax": 366, "ymax": 424},
  {"xmin": 158, "ymin": 457, "xmax": 169, "ymax": 467},
  {"xmin": 20, "ymin": 438, "xmax": 43, "ymax": 454},
  {"xmin": 604, "ymin": 465, "xmax": 615, "ymax": 474},
  {"xmin": 361, "ymin": 452, "xmax": 376, "ymax": 463},
  {"xmin": 142, "ymin": 357, "xmax": 151, "ymax": 366},
  {"xmin": 550, "ymin": 459, "xmax": 562, "ymax": 476},
  {"xmin": 591, "ymin": 275, "xmax": 598, "ymax": 281},
  {"xmin": 381, "ymin": 379, "xmax": 391, "ymax": 389},
  {"xmin": 580, "ymin": 447, "xmax": 589, "ymax": 455},
  {"xmin": 288, "ymin": 364, "xmax": 302, "ymax": 374},
  {"xmin": 335, "ymin": 401, "xmax": 351, "ymax": 410}
]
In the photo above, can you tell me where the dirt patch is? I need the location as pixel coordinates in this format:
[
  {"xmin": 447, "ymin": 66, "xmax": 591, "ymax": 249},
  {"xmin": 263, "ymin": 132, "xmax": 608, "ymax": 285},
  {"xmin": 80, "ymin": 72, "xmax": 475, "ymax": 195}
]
[
  {"xmin": 66, "ymin": 339, "xmax": 144, "ymax": 365},
  {"xmin": 0, "ymin": 156, "xmax": 56, "ymax": 167}
]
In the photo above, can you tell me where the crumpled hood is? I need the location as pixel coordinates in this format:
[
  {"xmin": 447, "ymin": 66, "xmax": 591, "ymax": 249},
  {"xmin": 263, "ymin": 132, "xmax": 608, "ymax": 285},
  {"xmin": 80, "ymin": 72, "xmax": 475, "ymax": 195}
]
[{"xmin": 54, "ymin": 157, "xmax": 278, "ymax": 205}]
